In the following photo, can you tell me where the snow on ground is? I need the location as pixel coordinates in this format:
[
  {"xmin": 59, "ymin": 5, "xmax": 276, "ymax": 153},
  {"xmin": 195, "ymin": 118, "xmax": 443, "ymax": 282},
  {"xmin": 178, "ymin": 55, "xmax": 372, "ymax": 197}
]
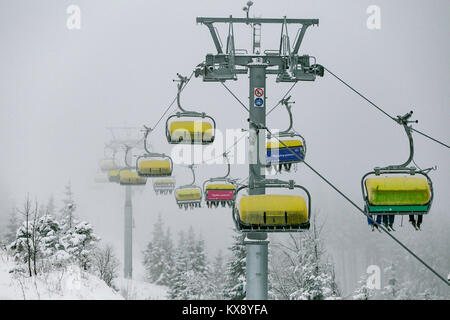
[
  {"xmin": 0, "ymin": 250, "xmax": 122, "ymax": 300},
  {"xmin": 115, "ymin": 277, "xmax": 168, "ymax": 300},
  {"xmin": 0, "ymin": 249, "xmax": 167, "ymax": 300}
]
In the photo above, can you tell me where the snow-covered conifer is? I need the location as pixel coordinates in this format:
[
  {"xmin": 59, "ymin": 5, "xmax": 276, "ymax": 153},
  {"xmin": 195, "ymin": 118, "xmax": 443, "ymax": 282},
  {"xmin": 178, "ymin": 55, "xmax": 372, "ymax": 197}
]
[{"xmin": 223, "ymin": 230, "xmax": 246, "ymax": 300}]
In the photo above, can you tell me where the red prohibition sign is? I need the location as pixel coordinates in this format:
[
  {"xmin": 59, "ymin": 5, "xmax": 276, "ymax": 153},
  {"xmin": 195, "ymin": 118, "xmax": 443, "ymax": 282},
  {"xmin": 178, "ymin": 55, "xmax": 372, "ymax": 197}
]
[{"xmin": 254, "ymin": 88, "xmax": 264, "ymax": 97}]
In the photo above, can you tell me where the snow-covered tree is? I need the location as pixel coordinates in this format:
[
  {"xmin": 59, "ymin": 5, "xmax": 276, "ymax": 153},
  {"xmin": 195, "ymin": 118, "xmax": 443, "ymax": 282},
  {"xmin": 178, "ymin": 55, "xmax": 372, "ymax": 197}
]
[
  {"xmin": 8, "ymin": 197, "xmax": 47, "ymax": 276},
  {"xmin": 142, "ymin": 215, "xmax": 176, "ymax": 286},
  {"xmin": 418, "ymin": 288, "xmax": 440, "ymax": 300},
  {"xmin": 9, "ymin": 220, "xmax": 34, "ymax": 276},
  {"xmin": 35, "ymin": 215, "xmax": 61, "ymax": 257},
  {"xmin": 223, "ymin": 230, "xmax": 246, "ymax": 300},
  {"xmin": 3, "ymin": 206, "xmax": 20, "ymax": 245},
  {"xmin": 59, "ymin": 182, "xmax": 78, "ymax": 230},
  {"xmin": 191, "ymin": 231, "xmax": 208, "ymax": 274},
  {"xmin": 46, "ymin": 195, "xmax": 56, "ymax": 216},
  {"xmin": 93, "ymin": 244, "xmax": 119, "ymax": 288},
  {"xmin": 167, "ymin": 227, "xmax": 214, "ymax": 299},
  {"xmin": 167, "ymin": 230, "xmax": 188, "ymax": 299},
  {"xmin": 269, "ymin": 217, "xmax": 340, "ymax": 300},
  {"xmin": 380, "ymin": 262, "xmax": 411, "ymax": 300},
  {"xmin": 184, "ymin": 231, "xmax": 214, "ymax": 299},
  {"xmin": 159, "ymin": 227, "xmax": 175, "ymax": 286},
  {"xmin": 9, "ymin": 204, "xmax": 34, "ymax": 277},
  {"xmin": 352, "ymin": 273, "xmax": 375, "ymax": 300},
  {"xmin": 60, "ymin": 221, "xmax": 100, "ymax": 271},
  {"xmin": 143, "ymin": 214, "xmax": 167, "ymax": 284},
  {"xmin": 210, "ymin": 250, "xmax": 227, "ymax": 299},
  {"xmin": 7, "ymin": 190, "xmax": 105, "ymax": 284}
]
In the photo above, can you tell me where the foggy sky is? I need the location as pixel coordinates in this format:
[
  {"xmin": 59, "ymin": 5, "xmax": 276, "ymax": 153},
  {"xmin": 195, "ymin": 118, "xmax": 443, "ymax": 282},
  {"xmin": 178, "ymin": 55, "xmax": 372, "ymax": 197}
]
[{"xmin": 1, "ymin": 0, "xmax": 449, "ymax": 289}]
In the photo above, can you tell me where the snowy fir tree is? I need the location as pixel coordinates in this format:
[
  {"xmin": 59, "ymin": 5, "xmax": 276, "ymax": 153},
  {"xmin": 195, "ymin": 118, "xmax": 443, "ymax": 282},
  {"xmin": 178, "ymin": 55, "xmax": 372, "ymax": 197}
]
[
  {"xmin": 143, "ymin": 214, "xmax": 172, "ymax": 285},
  {"xmin": 60, "ymin": 221, "xmax": 100, "ymax": 271},
  {"xmin": 190, "ymin": 230, "xmax": 208, "ymax": 275},
  {"xmin": 223, "ymin": 230, "xmax": 246, "ymax": 300},
  {"xmin": 211, "ymin": 250, "xmax": 227, "ymax": 299},
  {"xmin": 34, "ymin": 215, "xmax": 63, "ymax": 263},
  {"xmin": 184, "ymin": 231, "xmax": 215, "ymax": 299},
  {"xmin": 46, "ymin": 194, "xmax": 56, "ymax": 216},
  {"xmin": 159, "ymin": 227, "xmax": 175, "ymax": 286},
  {"xmin": 352, "ymin": 273, "xmax": 375, "ymax": 300},
  {"xmin": 167, "ymin": 230, "xmax": 188, "ymax": 299},
  {"xmin": 3, "ymin": 205, "xmax": 20, "ymax": 245},
  {"xmin": 9, "ymin": 220, "xmax": 35, "ymax": 276},
  {"xmin": 166, "ymin": 227, "xmax": 215, "ymax": 299},
  {"xmin": 9, "ymin": 205, "xmax": 100, "ymax": 276},
  {"xmin": 8, "ymin": 197, "xmax": 40, "ymax": 276},
  {"xmin": 384, "ymin": 225, "xmax": 450, "ymax": 299},
  {"xmin": 26, "ymin": 213, "xmax": 68, "ymax": 272},
  {"xmin": 59, "ymin": 181, "xmax": 78, "ymax": 230},
  {"xmin": 169, "ymin": 227, "xmax": 198, "ymax": 299},
  {"xmin": 380, "ymin": 262, "xmax": 411, "ymax": 300},
  {"xmin": 4, "ymin": 190, "xmax": 118, "ymax": 299}
]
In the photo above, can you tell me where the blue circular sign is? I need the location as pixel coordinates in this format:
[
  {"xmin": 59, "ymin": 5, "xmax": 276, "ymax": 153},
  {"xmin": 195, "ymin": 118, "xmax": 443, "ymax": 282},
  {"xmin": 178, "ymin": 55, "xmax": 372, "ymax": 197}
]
[{"xmin": 255, "ymin": 98, "xmax": 263, "ymax": 107}]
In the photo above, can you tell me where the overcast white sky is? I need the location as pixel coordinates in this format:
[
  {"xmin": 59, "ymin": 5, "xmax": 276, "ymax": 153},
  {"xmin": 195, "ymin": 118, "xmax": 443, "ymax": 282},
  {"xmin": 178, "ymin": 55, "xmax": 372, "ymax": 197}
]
[{"xmin": 1, "ymin": 0, "xmax": 449, "ymax": 281}]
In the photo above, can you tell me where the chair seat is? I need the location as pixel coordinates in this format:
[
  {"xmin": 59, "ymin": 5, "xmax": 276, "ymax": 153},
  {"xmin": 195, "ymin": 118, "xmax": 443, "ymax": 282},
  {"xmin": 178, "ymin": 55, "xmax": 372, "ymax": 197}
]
[
  {"xmin": 120, "ymin": 170, "xmax": 147, "ymax": 185},
  {"xmin": 138, "ymin": 160, "xmax": 172, "ymax": 174},
  {"xmin": 266, "ymin": 140, "xmax": 304, "ymax": 163},
  {"xmin": 239, "ymin": 195, "xmax": 308, "ymax": 225},
  {"xmin": 366, "ymin": 176, "xmax": 430, "ymax": 205},
  {"xmin": 169, "ymin": 121, "xmax": 213, "ymax": 142},
  {"xmin": 176, "ymin": 188, "xmax": 202, "ymax": 201}
]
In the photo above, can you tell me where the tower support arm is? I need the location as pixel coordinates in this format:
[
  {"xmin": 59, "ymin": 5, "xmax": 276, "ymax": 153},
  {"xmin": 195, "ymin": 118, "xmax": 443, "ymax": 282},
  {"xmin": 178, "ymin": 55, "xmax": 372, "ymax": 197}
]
[
  {"xmin": 292, "ymin": 24, "xmax": 310, "ymax": 55},
  {"xmin": 205, "ymin": 22, "xmax": 223, "ymax": 54}
]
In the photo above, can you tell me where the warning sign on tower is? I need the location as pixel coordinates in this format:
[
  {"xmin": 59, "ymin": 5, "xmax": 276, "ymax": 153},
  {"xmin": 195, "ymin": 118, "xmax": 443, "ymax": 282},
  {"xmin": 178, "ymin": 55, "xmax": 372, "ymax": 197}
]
[{"xmin": 254, "ymin": 87, "xmax": 265, "ymax": 107}]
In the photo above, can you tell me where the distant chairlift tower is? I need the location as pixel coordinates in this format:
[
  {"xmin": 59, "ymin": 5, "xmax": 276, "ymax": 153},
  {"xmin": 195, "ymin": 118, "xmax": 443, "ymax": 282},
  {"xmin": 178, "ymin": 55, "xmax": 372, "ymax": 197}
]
[{"xmin": 106, "ymin": 127, "xmax": 143, "ymax": 279}]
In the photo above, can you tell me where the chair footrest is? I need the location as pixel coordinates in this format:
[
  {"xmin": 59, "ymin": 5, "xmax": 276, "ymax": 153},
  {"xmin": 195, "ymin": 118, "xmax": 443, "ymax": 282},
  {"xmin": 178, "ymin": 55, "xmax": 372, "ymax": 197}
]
[{"xmin": 368, "ymin": 205, "xmax": 429, "ymax": 213}]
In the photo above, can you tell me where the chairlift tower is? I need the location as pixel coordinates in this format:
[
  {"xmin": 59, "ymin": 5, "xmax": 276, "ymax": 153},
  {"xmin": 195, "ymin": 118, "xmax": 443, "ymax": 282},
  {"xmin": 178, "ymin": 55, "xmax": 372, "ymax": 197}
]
[
  {"xmin": 106, "ymin": 127, "xmax": 142, "ymax": 279},
  {"xmin": 195, "ymin": 3, "xmax": 323, "ymax": 299}
]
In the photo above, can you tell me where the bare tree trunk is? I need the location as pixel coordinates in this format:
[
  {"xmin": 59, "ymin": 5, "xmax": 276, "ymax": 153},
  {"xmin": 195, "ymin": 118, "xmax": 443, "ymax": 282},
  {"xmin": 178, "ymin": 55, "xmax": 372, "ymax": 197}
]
[
  {"xmin": 24, "ymin": 196, "xmax": 32, "ymax": 277},
  {"xmin": 32, "ymin": 202, "xmax": 39, "ymax": 276},
  {"xmin": 68, "ymin": 207, "xmax": 73, "ymax": 229}
]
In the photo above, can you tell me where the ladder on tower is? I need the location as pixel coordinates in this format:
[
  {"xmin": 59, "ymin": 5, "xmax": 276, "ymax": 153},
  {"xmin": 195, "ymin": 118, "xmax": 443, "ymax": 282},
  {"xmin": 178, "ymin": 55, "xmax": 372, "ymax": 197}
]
[{"xmin": 253, "ymin": 23, "xmax": 261, "ymax": 54}]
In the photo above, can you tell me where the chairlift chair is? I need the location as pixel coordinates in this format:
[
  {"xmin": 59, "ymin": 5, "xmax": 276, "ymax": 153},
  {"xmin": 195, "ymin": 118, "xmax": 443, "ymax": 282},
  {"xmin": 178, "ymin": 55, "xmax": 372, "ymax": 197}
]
[
  {"xmin": 100, "ymin": 159, "xmax": 118, "ymax": 172},
  {"xmin": 361, "ymin": 111, "xmax": 434, "ymax": 230},
  {"xmin": 175, "ymin": 165, "xmax": 202, "ymax": 210},
  {"xmin": 232, "ymin": 179, "xmax": 311, "ymax": 232},
  {"xmin": 153, "ymin": 178, "xmax": 176, "ymax": 195},
  {"xmin": 94, "ymin": 172, "xmax": 109, "ymax": 184},
  {"xmin": 118, "ymin": 144, "xmax": 147, "ymax": 186},
  {"xmin": 108, "ymin": 169, "xmax": 120, "ymax": 183},
  {"xmin": 136, "ymin": 126, "xmax": 174, "ymax": 177},
  {"xmin": 165, "ymin": 74, "xmax": 216, "ymax": 145},
  {"xmin": 119, "ymin": 169, "xmax": 147, "ymax": 186},
  {"xmin": 266, "ymin": 96, "xmax": 306, "ymax": 173},
  {"xmin": 203, "ymin": 153, "xmax": 237, "ymax": 208},
  {"xmin": 99, "ymin": 144, "xmax": 119, "ymax": 172}
]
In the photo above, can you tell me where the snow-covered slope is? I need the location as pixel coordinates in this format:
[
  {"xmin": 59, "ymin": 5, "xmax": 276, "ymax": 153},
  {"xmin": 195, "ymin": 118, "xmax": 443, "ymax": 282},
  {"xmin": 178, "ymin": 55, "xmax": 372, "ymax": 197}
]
[
  {"xmin": 115, "ymin": 277, "xmax": 168, "ymax": 300},
  {"xmin": 0, "ymin": 251, "xmax": 122, "ymax": 300}
]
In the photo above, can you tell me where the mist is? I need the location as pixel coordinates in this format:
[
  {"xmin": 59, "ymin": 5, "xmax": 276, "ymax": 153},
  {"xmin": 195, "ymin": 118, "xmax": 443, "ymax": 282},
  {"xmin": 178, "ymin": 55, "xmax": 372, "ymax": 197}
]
[{"xmin": 1, "ymin": 0, "xmax": 449, "ymax": 296}]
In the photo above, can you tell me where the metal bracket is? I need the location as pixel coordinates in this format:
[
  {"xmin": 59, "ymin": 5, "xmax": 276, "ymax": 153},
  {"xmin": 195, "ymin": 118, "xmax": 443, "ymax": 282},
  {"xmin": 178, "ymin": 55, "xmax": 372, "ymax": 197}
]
[
  {"xmin": 197, "ymin": 16, "xmax": 319, "ymax": 83},
  {"xmin": 377, "ymin": 111, "xmax": 419, "ymax": 171},
  {"xmin": 205, "ymin": 22, "xmax": 223, "ymax": 54}
]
